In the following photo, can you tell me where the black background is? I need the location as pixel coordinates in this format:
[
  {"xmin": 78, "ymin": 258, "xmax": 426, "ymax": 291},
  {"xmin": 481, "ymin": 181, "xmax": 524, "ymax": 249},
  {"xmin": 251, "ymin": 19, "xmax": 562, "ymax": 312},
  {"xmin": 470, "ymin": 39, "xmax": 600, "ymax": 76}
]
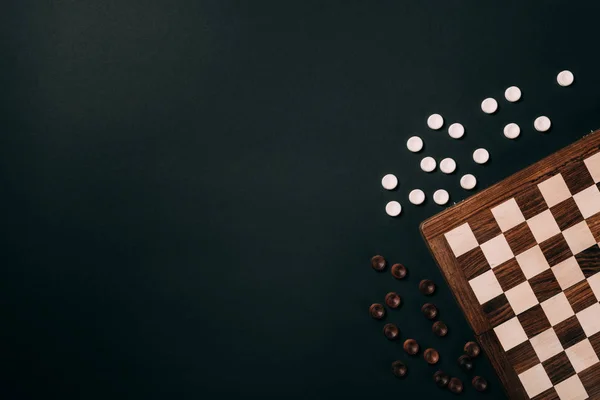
[{"xmin": 2, "ymin": 1, "xmax": 600, "ymax": 399}]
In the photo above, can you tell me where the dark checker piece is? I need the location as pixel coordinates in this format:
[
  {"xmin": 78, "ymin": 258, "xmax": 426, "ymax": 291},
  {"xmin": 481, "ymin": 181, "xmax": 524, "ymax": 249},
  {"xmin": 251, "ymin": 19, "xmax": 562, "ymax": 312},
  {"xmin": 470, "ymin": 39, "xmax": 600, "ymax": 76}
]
[
  {"xmin": 371, "ymin": 255, "xmax": 386, "ymax": 271},
  {"xmin": 391, "ymin": 263, "xmax": 407, "ymax": 279},
  {"xmin": 550, "ymin": 197, "xmax": 584, "ymax": 231}
]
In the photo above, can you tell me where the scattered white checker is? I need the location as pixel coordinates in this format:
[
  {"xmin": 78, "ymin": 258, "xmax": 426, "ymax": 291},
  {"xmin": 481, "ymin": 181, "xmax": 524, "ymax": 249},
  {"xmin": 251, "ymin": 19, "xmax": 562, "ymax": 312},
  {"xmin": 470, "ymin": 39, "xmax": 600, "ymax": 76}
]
[
  {"xmin": 529, "ymin": 328, "xmax": 563, "ymax": 362},
  {"xmin": 541, "ymin": 292, "xmax": 574, "ymax": 326},
  {"xmin": 573, "ymin": 185, "xmax": 600, "ymax": 218},
  {"xmin": 460, "ymin": 174, "xmax": 477, "ymax": 190},
  {"xmin": 408, "ymin": 189, "xmax": 425, "ymax": 205},
  {"xmin": 534, "ymin": 116, "xmax": 552, "ymax": 132},
  {"xmin": 554, "ymin": 374, "xmax": 587, "ymax": 400},
  {"xmin": 537, "ymin": 173, "xmax": 571, "ymax": 208},
  {"xmin": 491, "ymin": 198, "xmax": 525, "ymax": 232},
  {"xmin": 440, "ymin": 158, "xmax": 456, "ymax": 174},
  {"xmin": 557, "ymin": 70, "xmax": 575, "ymax": 87},
  {"xmin": 420, "ymin": 156, "xmax": 436, "ymax": 172},
  {"xmin": 407, "ymin": 136, "xmax": 424, "ymax": 153},
  {"xmin": 494, "ymin": 317, "xmax": 527, "ymax": 351},
  {"xmin": 473, "ymin": 148, "xmax": 489, "ymax": 164},
  {"xmin": 381, "ymin": 174, "xmax": 398, "ymax": 190},
  {"xmin": 552, "ymin": 257, "xmax": 585, "ymax": 291},
  {"xmin": 576, "ymin": 303, "xmax": 600, "ymax": 337},
  {"xmin": 518, "ymin": 364, "xmax": 553, "ymax": 398},
  {"xmin": 427, "ymin": 114, "xmax": 444, "ymax": 130},
  {"xmin": 433, "ymin": 189, "xmax": 449, "ymax": 205},
  {"xmin": 448, "ymin": 123, "xmax": 465, "ymax": 139},
  {"xmin": 584, "ymin": 152, "xmax": 600, "ymax": 183},
  {"xmin": 565, "ymin": 338, "xmax": 599, "ymax": 373},
  {"xmin": 503, "ymin": 123, "xmax": 520, "ymax": 139},
  {"xmin": 469, "ymin": 270, "xmax": 503, "ymax": 305},
  {"xmin": 527, "ymin": 209, "xmax": 561, "ymax": 243},
  {"xmin": 385, "ymin": 201, "xmax": 402, "ymax": 217},
  {"xmin": 562, "ymin": 221, "xmax": 596, "ymax": 255},
  {"xmin": 504, "ymin": 86, "xmax": 522, "ymax": 102},
  {"xmin": 444, "ymin": 223, "xmax": 479, "ymax": 257},
  {"xmin": 516, "ymin": 245, "xmax": 550, "ymax": 279},
  {"xmin": 505, "ymin": 281, "xmax": 538, "ymax": 315},
  {"xmin": 587, "ymin": 272, "xmax": 600, "ymax": 300},
  {"xmin": 480, "ymin": 234, "xmax": 514, "ymax": 268},
  {"xmin": 481, "ymin": 98, "xmax": 498, "ymax": 114}
]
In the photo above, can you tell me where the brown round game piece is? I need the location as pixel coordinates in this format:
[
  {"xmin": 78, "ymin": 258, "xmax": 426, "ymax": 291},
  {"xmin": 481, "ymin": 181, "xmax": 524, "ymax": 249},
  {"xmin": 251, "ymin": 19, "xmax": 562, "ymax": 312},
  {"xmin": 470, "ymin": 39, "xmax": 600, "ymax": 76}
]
[
  {"xmin": 434, "ymin": 370, "xmax": 450, "ymax": 388},
  {"xmin": 432, "ymin": 321, "xmax": 448, "ymax": 337},
  {"xmin": 421, "ymin": 303, "xmax": 438, "ymax": 319},
  {"xmin": 383, "ymin": 323, "xmax": 399, "ymax": 340},
  {"xmin": 424, "ymin": 348, "xmax": 440, "ymax": 365},
  {"xmin": 391, "ymin": 263, "xmax": 407, "ymax": 279},
  {"xmin": 403, "ymin": 339, "xmax": 419, "ymax": 355},
  {"xmin": 472, "ymin": 376, "xmax": 488, "ymax": 392},
  {"xmin": 448, "ymin": 377, "xmax": 463, "ymax": 394},
  {"xmin": 464, "ymin": 341, "xmax": 480, "ymax": 358},
  {"xmin": 458, "ymin": 355, "xmax": 473, "ymax": 371},
  {"xmin": 369, "ymin": 303, "xmax": 385, "ymax": 320},
  {"xmin": 391, "ymin": 361, "xmax": 408, "ymax": 378},
  {"xmin": 385, "ymin": 292, "xmax": 401, "ymax": 309},
  {"xmin": 371, "ymin": 255, "xmax": 386, "ymax": 271},
  {"xmin": 419, "ymin": 279, "xmax": 436, "ymax": 295}
]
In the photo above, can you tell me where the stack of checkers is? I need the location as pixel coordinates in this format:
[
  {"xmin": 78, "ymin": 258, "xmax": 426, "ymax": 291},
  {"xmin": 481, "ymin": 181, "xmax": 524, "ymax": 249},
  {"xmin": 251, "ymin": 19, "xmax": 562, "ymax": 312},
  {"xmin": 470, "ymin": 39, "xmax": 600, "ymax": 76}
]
[{"xmin": 421, "ymin": 130, "xmax": 600, "ymax": 399}]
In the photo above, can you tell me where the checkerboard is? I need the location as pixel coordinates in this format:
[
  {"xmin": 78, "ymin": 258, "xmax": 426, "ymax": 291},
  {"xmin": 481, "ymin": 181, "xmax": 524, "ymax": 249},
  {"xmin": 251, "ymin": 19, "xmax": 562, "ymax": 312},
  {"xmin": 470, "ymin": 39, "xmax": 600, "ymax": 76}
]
[{"xmin": 421, "ymin": 131, "xmax": 600, "ymax": 400}]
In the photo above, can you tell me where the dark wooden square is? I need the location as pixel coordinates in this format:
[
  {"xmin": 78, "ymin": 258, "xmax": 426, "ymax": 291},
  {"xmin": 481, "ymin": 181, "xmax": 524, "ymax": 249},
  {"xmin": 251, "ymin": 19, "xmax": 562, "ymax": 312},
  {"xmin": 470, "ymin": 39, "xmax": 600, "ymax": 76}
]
[
  {"xmin": 515, "ymin": 185, "xmax": 549, "ymax": 220},
  {"xmin": 587, "ymin": 214, "xmax": 600, "ymax": 242},
  {"xmin": 531, "ymin": 388, "xmax": 560, "ymax": 400},
  {"xmin": 482, "ymin": 294, "xmax": 515, "ymax": 328},
  {"xmin": 457, "ymin": 246, "xmax": 491, "ymax": 281},
  {"xmin": 539, "ymin": 233, "xmax": 573, "ymax": 267},
  {"xmin": 564, "ymin": 280, "xmax": 598, "ymax": 313},
  {"xmin": 561, "ymin": 160, "xmax": 596, "ymax": 196},
  {"xmin": 468, "ymin": 209, "xmax": 502, "ymax": 244},
  {"xmin": 589, "ymin": 331, "xmax": 600, "ymax": 356},
  {"xmin": 550, "ymin": 197, "xmax": 584, "ymax": 231},
  {"xmin": 579, "ymin": 362, "xmax": 600, "ymax": 399},
  {"xmin": 541, "ymin": 351, "xmax": 576, "ymax": 386},
  {"xmin": 554, "ymin": 315, "xmax": 586, "ymax": 349},
  {"xmin": 517, "ymin": 304, "xmax": 552, "ymax": 338},
  {"xmin": 505, "ymin": 340, "xmax": 541, "ymax": 375},
  {"xmin": 493, "ymin": 258, "xmax": 527, "ymax": 291},
  {"xmin": 529, "ymin": 269, "xmax": 562, "ymax": 303},
  {"xmin": 505, "ymin": 222, "xmax": 537, "ymax": 256},
  {"xmin": 574, "ymin": 245, "xmax": 600, "ymax": 278}
]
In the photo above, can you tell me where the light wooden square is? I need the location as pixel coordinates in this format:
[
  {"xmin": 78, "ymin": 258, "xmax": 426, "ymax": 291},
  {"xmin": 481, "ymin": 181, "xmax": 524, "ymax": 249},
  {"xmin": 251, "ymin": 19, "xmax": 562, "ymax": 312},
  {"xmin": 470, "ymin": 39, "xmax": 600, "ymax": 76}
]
[
  {"xmin": 565, "ymin": 338, "xmax": 599, "ymax": 373},
  {"xmin": 554, "ymin": 374, "xmax": 588, "ymax": 400},
  {"xmin": 527, "ymin": 209, "xmax": 561, "ymax": 243},
  {"xmin": 491, "ymin": 198, "xmax": 526, "ymax": 232},
  {"xmin": 505, "ymin": 281, "xmax": 538, "ymax": 315},
  {"xmin": 468, "ymin": 270, "xmax": 503, "ymax": 305},
  {"xmin": 518, "ymin": 364, "xmax": 553, "ymax": 398},
  {"xmin": 494, "ymin": 316, "xmax": 528, "ymax": 351},
  {"xmin": 541, "ymin": 292, "xmax": 574, "ymax": 326},
  {"xmin": 480, "ymin": 234, "xmax": 514, "ymax": 268},
  {"xmin": 552, "ymin": 257, "xmax": 585, "ymax": 291},
  {"xmin": 562, "ymin": 221, "xmax": 596, "ymax": 255},
  {"xmin": 537, "ymin": 174, "xmax": 572, "ymax": 208},
  {"xmin": 587, "ymin": 272, "xmax": 600, "ymax": 300},
  {"xmin": 584, "ymin": 152, "xmax": 600, "ymax": 183},
  {"xmin": 444, "ymin": 222, "xmax": 479, "ymax": 257},
  {"xmin": 529, "ymin": 328, "xmax": 563, "ymax": 362},
  {"xmin": 516, "ymin": 245, "xmax": 550, "ymax": 279},
  {"xmin": 573, "ymin": 185, "xmax": 600, "ymax": 219},
  {"xmin": 576, "ymin": 303, "xmax": 600, "ymax": 337}
]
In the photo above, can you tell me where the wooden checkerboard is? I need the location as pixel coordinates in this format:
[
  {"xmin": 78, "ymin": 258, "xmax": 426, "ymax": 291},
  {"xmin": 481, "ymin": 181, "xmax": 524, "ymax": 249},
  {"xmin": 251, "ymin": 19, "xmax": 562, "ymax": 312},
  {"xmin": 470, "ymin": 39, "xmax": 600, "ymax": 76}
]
[{"xmin": 421, "ymin": 130, "xmax": 600, "ymax": 399}]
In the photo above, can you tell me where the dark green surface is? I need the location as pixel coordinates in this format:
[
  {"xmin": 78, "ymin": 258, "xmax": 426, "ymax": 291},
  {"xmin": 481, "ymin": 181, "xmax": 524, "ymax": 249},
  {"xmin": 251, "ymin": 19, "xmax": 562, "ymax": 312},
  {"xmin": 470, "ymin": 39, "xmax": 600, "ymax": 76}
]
[{"xmin": 2, "ymin": 1, "xmax": 600, "ymax": 399}]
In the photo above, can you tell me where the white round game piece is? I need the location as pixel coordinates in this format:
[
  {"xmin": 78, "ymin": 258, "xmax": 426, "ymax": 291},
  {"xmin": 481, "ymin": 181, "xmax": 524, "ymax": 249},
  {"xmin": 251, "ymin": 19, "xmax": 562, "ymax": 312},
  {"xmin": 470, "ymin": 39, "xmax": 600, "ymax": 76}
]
[
  {"xmin": 433, "ymin": 189, "xmax": 449, "ymax": 205},
  {"xmin": 473, "ymin": 148, "xmax": 490, "ymax": 164},
  {"xmin": 557, "ymin": 70, "xmax": 574, "ymax": 87},
  {"xmin": 504, "ymin": 86, "xmax": 522, "ymax": 102},
  {"xmin": 381, "ymin": 174, "xmax": 398, "ymax": 190},
  {"xmin": 420, "ymin": 156, "xmax": 437, "ymax": 172},
  {"xmin": 406, "ymin": 136, "xmax": 424, "ymax": 153},
  {"xmin": 427, "ymin": 114, "xmax": 444, "ymax": 130},
  {"xmin": 385, "ymin": 201, "xmax": 402, "ymax": 217},
  {"xmin": 460, "ymin": 174, "xmax": 477, "ymax": 190},
  {"xmin": 481, "ymin": 98, "xmax": 498, "ymax": 114},
  {"xmin": 448, "ymin": 123, "xmax": 465, "ymax": 139},
  {"xmin": 409, "ymin": 189, "xmax": 425, "ymax": 205},
  {"xmin": 534, "ymin": 116, "xmax": 552, "ymax": 132},
  {"xmin": 440, "ymin": 158, "xmax": 456, "ymax": 174},
  {"xmin": 503, "ymin": 123, "xmax": 521, "ymax": 139}
]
